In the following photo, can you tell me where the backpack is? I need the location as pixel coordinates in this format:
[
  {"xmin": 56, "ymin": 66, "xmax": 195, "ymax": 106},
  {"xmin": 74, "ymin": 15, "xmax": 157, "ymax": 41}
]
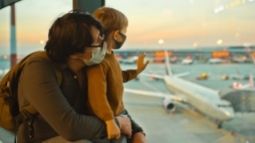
[{"xmin": 0, "ymin": 51, "xmax": 62, "ymax": 133}]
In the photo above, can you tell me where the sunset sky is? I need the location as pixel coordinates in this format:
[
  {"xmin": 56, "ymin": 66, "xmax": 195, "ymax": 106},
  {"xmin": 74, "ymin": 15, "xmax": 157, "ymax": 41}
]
[{"xmin": 0, "ymin": 0, "xmax": 255, "ymax": 55}]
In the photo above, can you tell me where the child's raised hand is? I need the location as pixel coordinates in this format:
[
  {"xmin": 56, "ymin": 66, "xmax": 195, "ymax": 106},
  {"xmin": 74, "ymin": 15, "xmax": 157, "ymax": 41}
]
[{"xmin": 136, "ymin": 53, "xmax": 149, "ymax": 74}]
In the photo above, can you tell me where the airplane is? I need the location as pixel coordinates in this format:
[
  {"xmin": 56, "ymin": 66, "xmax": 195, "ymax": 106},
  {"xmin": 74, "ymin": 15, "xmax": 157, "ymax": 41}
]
[
  {"xmin": 231, "ymin": 74, "xmax": 255, "ymax": 90},
  {"xmin": 228, "ymin": 59, "xmax": 255, "ymax": 89},
  {"xmin": 169, "ymin": 56, "xmax": 178, "ymax": 64},
  {"xmin": 208, "ymin": 58, "xmax": 225, "ymax": 64},
  {"xmin": 181, "ymin": 55, "xmax": 193, "ymax": 64},
  {"xmin": 124, "ymin": 50, "xmax": 253, "ymax": 128},
  {"xmin": 231, "ymin": 55, "xmax": 248, "ymax": 63}
]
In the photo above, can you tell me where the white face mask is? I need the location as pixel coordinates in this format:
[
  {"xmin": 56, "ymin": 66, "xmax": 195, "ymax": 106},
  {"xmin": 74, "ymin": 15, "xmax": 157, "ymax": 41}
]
[{"xmin": 83, "ymin": 42, "xmax": 107, "ymax": 66}]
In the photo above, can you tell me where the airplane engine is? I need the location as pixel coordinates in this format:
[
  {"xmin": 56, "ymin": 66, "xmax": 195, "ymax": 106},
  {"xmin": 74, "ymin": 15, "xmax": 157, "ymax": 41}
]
[{"xmin": 163, "ymin": 97, "xmax": 175, "ymax": 112}]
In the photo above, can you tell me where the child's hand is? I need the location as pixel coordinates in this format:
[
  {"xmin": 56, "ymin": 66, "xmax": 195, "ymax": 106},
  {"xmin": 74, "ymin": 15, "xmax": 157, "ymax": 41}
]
[
  {"xmin": 106, "ymin": 119, "xmax": 121, "ymax": 139},
  {"xmin": 136, "ymin": 53, "xmax": 149, "ymax": 74},
  {"xmin": 116, "ymin": 115, "xmax": 132, "ymax": 138}
]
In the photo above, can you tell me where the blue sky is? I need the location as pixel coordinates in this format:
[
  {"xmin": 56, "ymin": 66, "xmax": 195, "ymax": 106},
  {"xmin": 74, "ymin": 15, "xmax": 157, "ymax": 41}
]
[{"xmin": 0, "ymin": 0, "xmax": 255, "ymax": 55}]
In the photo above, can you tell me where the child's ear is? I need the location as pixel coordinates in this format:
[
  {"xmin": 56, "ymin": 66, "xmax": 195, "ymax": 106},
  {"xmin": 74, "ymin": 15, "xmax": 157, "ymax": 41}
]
[{"xmin": 113, "ymin": 31, "xmax": 122, "ymax": 41}]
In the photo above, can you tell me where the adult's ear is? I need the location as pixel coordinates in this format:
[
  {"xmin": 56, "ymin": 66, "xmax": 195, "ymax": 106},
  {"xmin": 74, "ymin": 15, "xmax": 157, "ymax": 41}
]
[
  {"xmin": 82, "ymin": 50, "xmax": 92, "ymax": 60},
  {"xmin": 69, "ymin": 51, "xmax": 91, "ymax": 61},
  {"xmin": 69, "ymin": 54, "xmax": 80, "ymax": 60}
]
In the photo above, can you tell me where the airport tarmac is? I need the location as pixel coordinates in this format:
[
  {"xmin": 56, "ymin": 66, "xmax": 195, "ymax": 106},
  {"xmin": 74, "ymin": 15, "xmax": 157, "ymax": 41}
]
[
  {"xmin": 124, "ymin": 77, "xmax": 255, "ymax": 143},
  {"xmin": 1, "ymin": 63, "xmax": 255, "ymax": 143}
]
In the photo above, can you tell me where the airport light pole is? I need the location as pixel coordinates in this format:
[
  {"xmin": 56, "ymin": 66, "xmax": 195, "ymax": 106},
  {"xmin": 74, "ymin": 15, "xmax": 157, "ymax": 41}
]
[
  {"xmin": 0, "ymin": 0, "xmax": 21, "ymax": 67},
  {"xmin": 10, "ymin": 4, "xmax": 17, "ymax": 67}
]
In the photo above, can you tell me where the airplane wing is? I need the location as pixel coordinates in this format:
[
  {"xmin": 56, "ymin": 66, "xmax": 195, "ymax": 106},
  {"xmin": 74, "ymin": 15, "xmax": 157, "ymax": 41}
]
[
  {"xmin": 173, "ymin": 72, "xmax": 190, "ymax": 78},
  {"xmin": 139, "ymin": 73, "xmax": 164, "ymax": 80},
  {"xmin": 124, "ymin": 88, "xmax": 186, "ymax": 111},
  {"xmin": 124, "ymin": 88, "xmax": 185, "ymax": 102},
  {"xmin": 139, "ymin": 72, "xmax": 190, "ymax": 80}
]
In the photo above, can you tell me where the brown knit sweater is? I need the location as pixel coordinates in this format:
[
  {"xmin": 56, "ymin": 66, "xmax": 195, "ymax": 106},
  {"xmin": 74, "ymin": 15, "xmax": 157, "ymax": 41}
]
[{"xmin": 87, "ymin": 52, "xmax": 138, "ymax": 121}]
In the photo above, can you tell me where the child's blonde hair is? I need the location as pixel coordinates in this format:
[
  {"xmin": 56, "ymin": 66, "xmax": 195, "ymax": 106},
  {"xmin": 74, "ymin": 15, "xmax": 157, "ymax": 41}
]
[{"xmin": 93, "ymin": 7, "xmax": 128, "ymax": 36}]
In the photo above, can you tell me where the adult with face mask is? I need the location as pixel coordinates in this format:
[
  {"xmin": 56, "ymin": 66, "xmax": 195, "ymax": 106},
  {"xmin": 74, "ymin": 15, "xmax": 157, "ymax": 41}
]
[
  {"xmin": 85, "ymin": 7, "xmax": 149, "ymax": 143},
  {"xmin": 16, "ymin": 11, "xmax": 131, "ymax": 143}
]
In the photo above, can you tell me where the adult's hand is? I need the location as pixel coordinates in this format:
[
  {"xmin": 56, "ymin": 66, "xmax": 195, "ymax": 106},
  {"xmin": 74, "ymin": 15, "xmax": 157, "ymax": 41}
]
[
  {"xmin": 116, "ymin": 116, "xmax": 132, "ymax": 138},
  {"xmin": 136, "ymin": 53, "xmax": 149, "ymax": 75},
  {"xmin": 132, "ymin": 132, "xmax": 147, "ymax": 143}
]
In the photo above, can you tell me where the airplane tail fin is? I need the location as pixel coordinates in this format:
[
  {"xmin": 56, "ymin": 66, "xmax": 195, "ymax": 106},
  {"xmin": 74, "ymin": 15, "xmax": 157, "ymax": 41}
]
[
  {"xmin": 163, "ymin": 50, "xmax": 190, "ymax": 77},
  {"xmin": 164, "ymin": 50, "xmax": 173, "ymax": 76},
  {"xmin": 249, "ymin": 74, "xmax": 254, "ymax": 88}
]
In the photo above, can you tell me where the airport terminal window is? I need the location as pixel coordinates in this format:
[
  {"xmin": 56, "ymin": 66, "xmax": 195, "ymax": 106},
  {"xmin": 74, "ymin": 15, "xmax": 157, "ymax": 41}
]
[
  {"xmin": 106, "ymin": 0, "xmax": 255, "ymax": 50},
  {"xmin": 0, "ymin": 0, "xmax": 71, "ymax": 60},
  {"xmin": 0, "ymin": 1, "xmax": 255, "ymax": 142},
  {"xmin": 1, "ymin": 0, "xmax": 255, "ymax": 59}
]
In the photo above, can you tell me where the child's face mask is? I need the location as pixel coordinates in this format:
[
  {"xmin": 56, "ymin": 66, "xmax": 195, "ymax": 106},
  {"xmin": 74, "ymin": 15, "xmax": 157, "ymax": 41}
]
[{"xmin": 114, "ymin": 32, "xmax": 126, "ymax": 49}]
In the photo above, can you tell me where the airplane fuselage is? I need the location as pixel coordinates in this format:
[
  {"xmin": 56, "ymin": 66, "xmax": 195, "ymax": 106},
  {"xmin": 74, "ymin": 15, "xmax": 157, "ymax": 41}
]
[{"xmin": 164, "ymin": 76, "xmax": 234, "ymax": 122}]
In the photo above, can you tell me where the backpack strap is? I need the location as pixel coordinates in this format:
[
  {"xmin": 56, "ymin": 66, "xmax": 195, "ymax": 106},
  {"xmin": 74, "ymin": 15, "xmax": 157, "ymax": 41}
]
[
  {"xmin": 20, "ymin": 51, "xmax": 63, "ymax": 114},
  {"xmin": 16, "ymin": 51, "xmax": 63, "ymax": 142},
  {"xmin": 6, "ymin": 51, "xmax": 63, "ymax": 121}
]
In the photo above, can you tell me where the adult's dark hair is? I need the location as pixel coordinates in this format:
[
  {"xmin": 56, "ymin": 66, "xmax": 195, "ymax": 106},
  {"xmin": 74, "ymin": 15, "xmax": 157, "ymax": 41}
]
[{"xmin": 45, "ymin": 10, "xmax": 103, "ymax": 63}]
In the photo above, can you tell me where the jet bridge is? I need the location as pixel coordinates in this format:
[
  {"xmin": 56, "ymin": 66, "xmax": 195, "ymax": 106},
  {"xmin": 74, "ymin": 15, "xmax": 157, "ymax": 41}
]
[{"xmin": 220, "ymin": 89, "xmax": 255, "ymax": 112}]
